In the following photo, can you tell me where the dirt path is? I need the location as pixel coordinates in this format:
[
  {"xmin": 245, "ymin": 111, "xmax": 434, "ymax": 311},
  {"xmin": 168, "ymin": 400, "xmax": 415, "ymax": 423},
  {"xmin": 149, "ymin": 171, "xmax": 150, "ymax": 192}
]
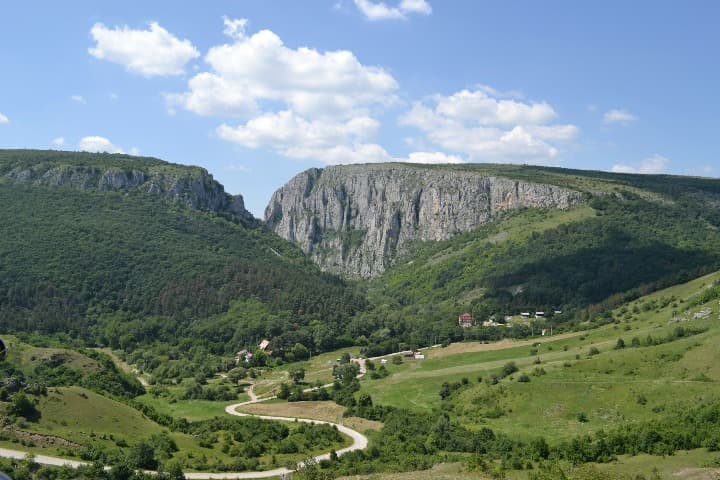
[{"xmin": 0, "ymin": 355, "xmax": 369, "ymax": 478}]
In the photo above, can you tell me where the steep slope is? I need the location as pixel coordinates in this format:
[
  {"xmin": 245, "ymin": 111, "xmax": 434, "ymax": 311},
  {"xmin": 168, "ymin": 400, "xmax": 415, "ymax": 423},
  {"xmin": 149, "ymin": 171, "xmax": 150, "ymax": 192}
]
[
  {"xmin": 0, "ymin": 150, "xmax": 365, "ymax": 355},
  {"xmin": 0, "ymin": 149, "xmax": 254, "ymax": 224},
  {"xmin": 265, "ymin": 164, "xmax": 584, "ymax": 277},
  {"xmin": 265, "ymin": 162, "xmax": 720, "ymax": 352}
]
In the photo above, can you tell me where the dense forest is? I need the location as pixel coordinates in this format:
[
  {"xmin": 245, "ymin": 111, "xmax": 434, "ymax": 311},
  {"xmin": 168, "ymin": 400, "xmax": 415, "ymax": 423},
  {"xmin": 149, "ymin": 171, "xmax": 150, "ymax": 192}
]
[
  {"xmin": 0, "ymin": 151, "xmax": 367, "ymax": 379},
  {"xmin": 2, "ymin": 151, "xmax": 720, "ymax": 374}
]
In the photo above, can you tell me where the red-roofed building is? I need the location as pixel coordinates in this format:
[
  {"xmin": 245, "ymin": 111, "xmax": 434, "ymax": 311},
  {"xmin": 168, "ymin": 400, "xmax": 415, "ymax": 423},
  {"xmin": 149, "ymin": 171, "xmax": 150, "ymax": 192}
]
[{"xmin": 458, "ymin": 312, "xmax": 473, "ymax": 328}]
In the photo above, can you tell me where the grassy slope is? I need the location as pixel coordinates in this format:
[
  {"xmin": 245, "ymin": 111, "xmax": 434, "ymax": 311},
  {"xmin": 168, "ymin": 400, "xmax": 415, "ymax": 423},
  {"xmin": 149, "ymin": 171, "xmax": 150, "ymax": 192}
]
[
  {"xmin": 359, "ymin": 271, "xmax": 720, "ymax": 443},
  {"xmin": 0, "ymin": 336, "xmax": 350, "ymax": 471},
  {"xmin": 370, "ymin": 167, "xmax": 720, "ymax": 332}
]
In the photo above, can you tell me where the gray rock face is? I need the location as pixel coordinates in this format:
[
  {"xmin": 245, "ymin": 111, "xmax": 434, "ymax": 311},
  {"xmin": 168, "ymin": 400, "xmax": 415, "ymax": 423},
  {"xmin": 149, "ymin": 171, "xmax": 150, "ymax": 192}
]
[
  {"xmin": 265, "ymin": 164, "xmax": 584, "ymax": 277},
  {"xmin": 3, "ymin": 162, "xmax": 255, "ymax": 224}
]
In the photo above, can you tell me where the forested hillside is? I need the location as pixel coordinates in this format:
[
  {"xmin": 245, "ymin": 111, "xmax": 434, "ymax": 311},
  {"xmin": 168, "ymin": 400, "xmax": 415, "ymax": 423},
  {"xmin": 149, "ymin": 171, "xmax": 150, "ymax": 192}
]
[
  {"xmin": 351, "ymin": 166, "xmax": 720, "ymax": 353},
  {"xmin": 0, "ymin": 151, "xmax": 366, "ymax": 367},
  {"xmin": 3, "ymin": 151, "xmax": 720, "ymax": 373}
]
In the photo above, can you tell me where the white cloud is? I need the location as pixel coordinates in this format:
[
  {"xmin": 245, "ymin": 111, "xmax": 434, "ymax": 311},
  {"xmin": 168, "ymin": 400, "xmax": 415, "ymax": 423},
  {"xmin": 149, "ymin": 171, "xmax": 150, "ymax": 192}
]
[
  {"xmin": 638, "ymin": 154, "xmax": 670, "ymax": 173},
  {"xmin": 168, "ymin": 24, "xmax": 398, "ymax": 118},
  {"xmin": 405, "ymin": 151, "xmax": 464, "ymax": 164},
  {"xmin": 78, "ymin": 136, "xmax": 124, "ymax": 154},
  {"xmin": 610, "ymin": 164, "xmax": 636, "ymax": 174},
  {"xmin": 400, "ymin": 88, "xmax": 578, "ymax": 163},
  {"xmin": 52, "ymin": 137, "xmax": 65, "ymax": 146},
  {"xmin": 71, "ymin": 95, "xmax": 86, "ymax": 104},
  {"xmin": 217, "ymin": 110, "xmax": 384, "ymax": 162},
  {"xmin": 353, "ymin": 0, "xmax": 431, "ymax": 20},
  {"xmin": 0, "ymin": 112, "xmax": 8, "ymax": 124},
  {"xmin": 612, "ymin": 154, "xmax": 670, "ymax": 174},
  {"xmin": 603, "ymin": 108, "xmax": 637, "ymax": 125},
  {"xmin": 222, "ymin": 16, "xmax": 248, "ymax": 40},
  {"xmin": 216, "ymin": 110, "xmax": 462, "ymax": 165},
  {"xmin": 109, "ymin": 93, "xmax": 119, "ymax": 100},
  {"xmin": 435, "ymin": 89, "xmax": 557, "ymax": 125},
  {"xmin": 89, "ymin": 22, "xmax": 200, "ymax": 77}
]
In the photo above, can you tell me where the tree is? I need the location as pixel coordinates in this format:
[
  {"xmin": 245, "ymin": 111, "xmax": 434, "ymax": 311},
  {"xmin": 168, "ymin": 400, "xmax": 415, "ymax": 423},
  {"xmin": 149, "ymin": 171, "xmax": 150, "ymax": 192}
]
[
  {"xmin": 277, "ymin": 383, "xmax": 291, "ymax": 399},
  {"xmin": 163, "ymin": 461, "xmax": 186, "ymax": 480},
  {"xmin": 292, "ymin": 343, "xmax": 310, "ymax": 361},
  {"xmin": 614, "ymin": 338, "xmax": 625, "ymax": 349},
  {"xmin": 289, "ymin": 366, "xmax": 305, "ymax": 384},
  {"xmin": 358, "ymin": 392, "xmax": 373, "ymax": 407},
  {"xmin": 439, "ymin": 382, "xmax": 453, "ymax": 400},
  {"xmin": 501, "ymin": 361, "xmax": 518, "ymax": 377},
  {"xmin": 129, "ymin": 441, "xmax": 157, "ymax": 469},
  {"xmin": 9, "ymin": 392, "xmax": 37, "ymax": 418}
]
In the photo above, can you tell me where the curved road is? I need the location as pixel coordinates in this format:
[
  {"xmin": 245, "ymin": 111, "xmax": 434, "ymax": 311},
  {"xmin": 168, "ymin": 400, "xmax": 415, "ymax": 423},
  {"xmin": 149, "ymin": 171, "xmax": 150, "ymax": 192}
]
[{"xmin": 0, "ymin": 361, "xmax": 370, "ymax": 479}]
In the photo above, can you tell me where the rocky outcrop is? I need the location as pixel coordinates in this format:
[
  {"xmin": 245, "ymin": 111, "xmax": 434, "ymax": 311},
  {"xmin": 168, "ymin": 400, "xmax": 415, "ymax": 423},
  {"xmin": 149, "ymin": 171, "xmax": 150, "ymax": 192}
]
[
  {"xmin": 265, "ymin": 164, "xmax": 584, "ymax": 277},
  {"xmin": 1, "ymin": 156, "xmax": 254, "ymax": 224}
]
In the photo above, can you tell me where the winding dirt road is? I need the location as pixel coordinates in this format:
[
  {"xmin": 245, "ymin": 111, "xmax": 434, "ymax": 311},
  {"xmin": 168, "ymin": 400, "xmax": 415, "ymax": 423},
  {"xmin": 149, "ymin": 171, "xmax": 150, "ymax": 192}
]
[{"xmin": 0, "ymin": 360, "xmax": 370, "ymax": 479}]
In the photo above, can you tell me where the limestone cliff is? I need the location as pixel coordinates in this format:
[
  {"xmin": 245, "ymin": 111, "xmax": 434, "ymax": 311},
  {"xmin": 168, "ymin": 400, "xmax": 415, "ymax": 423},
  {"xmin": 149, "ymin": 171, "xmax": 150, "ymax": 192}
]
[
  {"xmin": 0, "ymin": 151, "xmax": 254, "ymax": 224},
  {"xmin": 265, "ymin": 164, "xmax": 584, "ymax": 277}
]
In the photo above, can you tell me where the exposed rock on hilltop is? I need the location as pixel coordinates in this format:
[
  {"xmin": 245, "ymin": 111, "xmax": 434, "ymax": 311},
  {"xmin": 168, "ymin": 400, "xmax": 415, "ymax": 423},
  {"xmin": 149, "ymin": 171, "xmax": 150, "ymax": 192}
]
[
  {"xmin": 265, "ymin": 164, "xmax": 584, "ymax": 277},
  {"xmin": 0, "ymin": 150, "xmax": 254, "ymax": 225}
]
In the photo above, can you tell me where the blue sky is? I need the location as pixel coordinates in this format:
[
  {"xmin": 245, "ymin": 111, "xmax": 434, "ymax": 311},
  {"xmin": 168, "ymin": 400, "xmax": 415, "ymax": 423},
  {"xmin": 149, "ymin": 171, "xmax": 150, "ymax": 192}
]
[{"xmin": 0, "ymin": 0, "xmax": 718, "ymax": 216}]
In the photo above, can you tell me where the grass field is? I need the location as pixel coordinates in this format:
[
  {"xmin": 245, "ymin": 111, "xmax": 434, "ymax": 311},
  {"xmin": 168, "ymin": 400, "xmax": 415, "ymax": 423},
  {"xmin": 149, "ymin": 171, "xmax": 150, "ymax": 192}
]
[
  {"xmin": 235, "ymin": 401, "xmax": 383, "ymax": 433},
  {"xmin": 251, "ymin": 347, "xmax": 361, "ymax": 397},
  {"xmin": 358, "ymin": 271, "xmax": 720, "ymax": 444},
  {"xmin": 334, "ymin": 449, "xmax": 720, "ymax": 480}
]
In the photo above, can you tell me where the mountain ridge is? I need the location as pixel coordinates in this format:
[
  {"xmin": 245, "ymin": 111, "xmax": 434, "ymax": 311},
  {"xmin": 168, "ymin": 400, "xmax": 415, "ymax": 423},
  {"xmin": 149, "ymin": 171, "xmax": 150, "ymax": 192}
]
[
  {"xmin": 0, "ymin": 149, "xmax": 255, "ymax": 225},
  {"xmin": 265, "ymin": 163, "xmax": 587, "ymax": 277}
]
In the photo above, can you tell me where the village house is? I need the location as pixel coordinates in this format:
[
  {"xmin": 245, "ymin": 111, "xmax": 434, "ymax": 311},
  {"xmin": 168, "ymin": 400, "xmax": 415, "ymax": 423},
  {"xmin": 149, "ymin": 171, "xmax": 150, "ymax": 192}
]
[
  {"xmin": 234, "ymin": 349, "xmax": 253, "ymax": 364},
  {"xmin": 258, "ymin": 339, "xmax": 270, "ymax": 351},
  {"xmin": 458, "ymin": 312, "xmax": 473, "ymax": 327}
]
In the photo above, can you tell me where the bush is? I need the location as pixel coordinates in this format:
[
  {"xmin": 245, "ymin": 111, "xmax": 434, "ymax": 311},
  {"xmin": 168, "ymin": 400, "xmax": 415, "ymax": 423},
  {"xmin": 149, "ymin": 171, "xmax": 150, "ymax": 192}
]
[
  {"xmin": 517, "ymin": 373, "xmax": 530, "ymax": 383},
  {"xmin": 9, "ymin": 392, "xmax": 37, "ymax": 418},
  {"xmin": 500, "ymin": 362, "xmax": 518, "ymax": 378},
  {"xmin": 588, "ymin": 346, "xmax": 600, "ymax": 356}
]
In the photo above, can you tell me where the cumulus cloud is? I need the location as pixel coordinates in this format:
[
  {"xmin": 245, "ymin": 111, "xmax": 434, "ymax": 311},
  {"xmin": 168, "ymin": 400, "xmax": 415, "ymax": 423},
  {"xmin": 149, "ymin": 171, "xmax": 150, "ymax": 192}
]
[
  {"xmin": 165, "ymin": 18, "xmax": 479, "ymax": 166},
  {"xmin": 71, "ymin": 95, "xmax": 86, "ymax": 104},
  {"xmin": 434, "ymin": 89, "xmax": 556, "ymax": 125},
  {"xmin": 89, "ymin": 22, "xmax": 200, "ymax": 76},
  {"xmin": 78, "ymin": 136, "xmax": 124, "ymax": 154},
  {"xmin": 222, "ymin": 16, "xmax": 248, "ymax": 40},
  {"xmin": 400, "ymin": 88, "xmax": 578, "ymax": 162},
  {"xmin": 612, "ymin": 154, "xmax": 670, "ymax": 174},
  {"xmin": 405, "ymin": 151, "xmax": 464, "ymax": 164},
  {"xmin": 217, "ymin": 111, "xmax": 462, "ymax": 165},
  {"xmin": 353, "ymin": 0, "xmax": 431, "ymax": 20},
  {"xmin": 168, "ymin": 24, "xmax": 398, "ymax": 118},
  {"xmin": 603, "ymin": 108, "xmax": 637, "ymax": 125},
  {"xmin": 52, "ymin": 137, "xmax": 65, "ymax": 146},
  {"xmin": 217, "ymin": 110, "xmax": 387, "ymax": 163},
  {"xmin": 0, "ymin": 112, "xmax": 8, "ymax": 124}
]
